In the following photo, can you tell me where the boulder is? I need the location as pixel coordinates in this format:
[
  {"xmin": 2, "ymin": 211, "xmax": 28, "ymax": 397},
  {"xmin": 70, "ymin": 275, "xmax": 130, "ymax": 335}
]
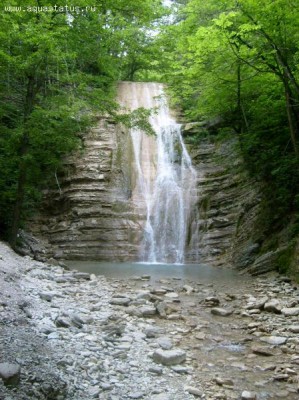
[
  {"xmin": 264, "ymin": 299, "xmax": 281, "ymax": 314},
  {"xmin": 152, "ymin": 349, "xmax": 186, "ymax": 366}
]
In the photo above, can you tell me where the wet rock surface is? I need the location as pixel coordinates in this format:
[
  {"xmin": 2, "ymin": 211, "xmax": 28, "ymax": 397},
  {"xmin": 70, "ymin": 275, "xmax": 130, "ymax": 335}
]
[{"xmin": 1, "ymin": 241, "xmax": 299, "ymax": 399}]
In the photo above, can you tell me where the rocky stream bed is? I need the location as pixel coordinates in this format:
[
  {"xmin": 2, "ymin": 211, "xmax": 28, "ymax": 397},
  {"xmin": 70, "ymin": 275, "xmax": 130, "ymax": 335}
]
[{"xmin": 0, "ymin": 241, "xmax": 299, "ymax": 400}]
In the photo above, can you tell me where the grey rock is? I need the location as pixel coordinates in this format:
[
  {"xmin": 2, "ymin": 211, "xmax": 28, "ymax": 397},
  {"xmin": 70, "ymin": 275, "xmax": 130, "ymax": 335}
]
[
  {"xmin": 157, "ymin": 336, "xmax": 173, "ymax": 350},
  {"xmin": 289, "ymin": 325, "xmax": 299, "ymax": 333},
  {"xmin": 214, "ymin": 376, "xmax": 234, "ymax": 386},
  {"xmin": 40, "ymin": 324, "xmax": 56, "ymax": 335},
  {"xmin": 171, "ymin": 366, "xmax": 191, "ymax": 374},
  {"xmin": 70, "ymin": 314, "xmax": 89, "ymax": 328},
  {"xmin": 47, "ymin": 332, "xmax": 61, "ymax": 340},
  {"xmin": 281, "ymin": 307, "xmax": 299, "ymax": 316},
  {"xmin": 183, "ymin": 285, "xmax": 194, "ymax": 295},
  {"xmin": 251, "ymin": 344, "xmax": 275, "ymax": 356},
  {"xmin": 139, "ymin": 305, "xmax": 156, "ymax": 317},
  {"xmin": 260, "ymin": 336, "xmax": 287, "ymax": 345},
  {"xmin": 246, "ymin": 296, "xmax": 268, "ymax": 310},
  {"xmin": 109, "ymin": 297, "xmax": 131, "ymax": 306},
  {"xmin": 152, "ymin": 349, "xmax": 186, "ymax": 366},
  {"xmin": 73, "ymin": 272, "xmax": 90, "ymax": 280},
  {"xmin": 185, "ymin": 386, "xmax": 203, "ymax": 397},
  {"xmin": 211, "ymin": 307, "xmax": 233, "ymax": 317},
  {"xmin": 101, "ymin": 382, "xmax": 113, "ymax": 390},
  {"xmin": 241, "ymin": 391, "xmax": 257, "ymax": 400},
  {"xmin": 144, "ymin": 326, "xmax": 165, "ymax": 338},
  {"xmin": 0, "ymin": 363, "xmax": 21, "ymax": 386},
  {"xmin": 128, "ymin": 392, "xmax": 144, "ymax": 399},
  {"xmin": 55, "ymin": 317, "xmax": 71, "ymax": 328},
  {"xmin": 148, "ymin": 366, "xmax": 163, "ymax": 375},
  {"xmin": 204, "ymin": 296, "xmax": 220, "ymax": 306},
  {"xmin": 150, "ymin": 394, "xmax": 170, "ymax": 400},
  {"xmin": 156, "ymin": 301, "xmax": 167, "ymax": 317},
  {"xmin": 164, "ymin": 292, "xmax": 179, "ymax": 300},
  {"xmin": 39, "ymin": 292, "xmax": 55, "ymax": 302},
  {"xmin": 264, "ymin": 299, "xmax": 281, "ymax": 314}
]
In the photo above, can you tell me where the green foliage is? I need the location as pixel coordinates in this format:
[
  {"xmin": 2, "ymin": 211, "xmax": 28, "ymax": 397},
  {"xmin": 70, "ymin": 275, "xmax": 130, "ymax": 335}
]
[
  {"xmin": 115, "ymin": 107, "xmax": 156, "ymax": 136},
  {"xmin": 0, "ymin": 0, "xmax": 166, "ymax": 241},
  {"xmin": 161, "ymin": 0, "xmax": 299, "ymax": 240}
]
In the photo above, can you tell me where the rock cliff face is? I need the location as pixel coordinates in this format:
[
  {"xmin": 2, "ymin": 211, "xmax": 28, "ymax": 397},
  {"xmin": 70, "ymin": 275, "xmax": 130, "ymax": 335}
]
[
  {"xmin": 30, "ymin": 116, "xmax": 263, "ymax": 267},
  {"xmin": 183, "ymin": 130, "xmax": 261, "ymax": 267},
  {"xmin": 30, "ymin": 118, "xmax": 145, "ymax": 261},
  {"xmin": 28, "ymin": 96, "xmax": 298, "ymax": 277}
]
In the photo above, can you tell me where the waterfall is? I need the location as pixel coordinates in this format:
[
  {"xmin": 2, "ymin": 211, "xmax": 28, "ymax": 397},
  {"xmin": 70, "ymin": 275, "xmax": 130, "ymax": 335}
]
[{"xmin": 118, "ymin": 82, "xmax": 198, "ymax": 264}]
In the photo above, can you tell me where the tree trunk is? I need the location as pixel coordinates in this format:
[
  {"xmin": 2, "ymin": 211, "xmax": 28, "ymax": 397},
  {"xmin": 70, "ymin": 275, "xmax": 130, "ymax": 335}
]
[
  {"xmin": 283, "ymin": 77, "xmax": 299, "ymax": 157},
  {"xmin": 9, "ymin": 76, "xmax": 35, "ymax": 249}
]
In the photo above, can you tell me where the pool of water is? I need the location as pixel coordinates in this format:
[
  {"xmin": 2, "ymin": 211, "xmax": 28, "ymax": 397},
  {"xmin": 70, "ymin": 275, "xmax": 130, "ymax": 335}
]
[{"xmin": 66, "ymin": 261, "xmax": 246, "ymax": 285}]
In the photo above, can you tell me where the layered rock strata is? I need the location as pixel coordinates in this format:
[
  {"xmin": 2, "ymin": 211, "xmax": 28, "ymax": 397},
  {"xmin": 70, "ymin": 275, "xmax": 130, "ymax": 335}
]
[
  {"xmin": 184, "ymin": 131, "xmax": 261, "ymax": 267},
  {"xmin": 30, "ymin": 120, "xmax": 263, "ymax": 265},
  {"xmin": 30, "ymin": 118, "xmax": 144, "ymax": 261}
]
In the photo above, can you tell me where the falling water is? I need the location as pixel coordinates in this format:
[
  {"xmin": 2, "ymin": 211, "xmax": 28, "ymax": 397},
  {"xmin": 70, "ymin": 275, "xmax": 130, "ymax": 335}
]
[{"xmin": 118, "ymin": 82, "xmax": 198, "ymax": 264}]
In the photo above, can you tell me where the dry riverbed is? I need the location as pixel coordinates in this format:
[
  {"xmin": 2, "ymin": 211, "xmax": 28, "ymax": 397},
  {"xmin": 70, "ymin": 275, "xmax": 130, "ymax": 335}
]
[{"xmin": 0, "ymin": 241, "xmax": 299, "ymax": 400}]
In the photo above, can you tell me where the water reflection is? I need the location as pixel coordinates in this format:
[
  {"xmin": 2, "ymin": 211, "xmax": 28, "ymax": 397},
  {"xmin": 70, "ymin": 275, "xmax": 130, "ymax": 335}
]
[{"xmin": 67, "ymin": 261, "xmax": 244, "ymax": 285}]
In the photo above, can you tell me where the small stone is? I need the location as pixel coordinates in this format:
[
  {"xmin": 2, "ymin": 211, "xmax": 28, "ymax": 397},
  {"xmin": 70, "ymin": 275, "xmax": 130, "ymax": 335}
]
[
  {"xmin": 281, "ymin": 307, "xmax": 299, "ymax": 316},
  {"xmin": 152, "ymin": 349, "xmax": 186, "ymax": 366},
  {"xmin": 144, "ymin": 326, "xmax": 165, "ymax": 338},
  {"xmin": 101, "ymin": 382, "xmax": 113, "ymax": 390},
  {"xmin": 185, "ymin": 386, "xmax": 203, "ymax": 397},
  {"xmin": 204, "ymin": 296, "xmax": 220, "ymax": 306},
  {"xmin": 247, "ymin": 296, "xmax": 268, "ymax": 310},
  {"xmin": 73, "ymin": 272, "xmax": 90, "ymax": 280},
  {"xmin": 165, "ymin": 292, "xmax": 179, "ymax": 299},
  {"xmin": 260, "ymin": 336, "xmax": 287, "ymax": 345},
  {"xmin": 70, "ymin": 315, "xmax": 84, "ymax": 328},
  {"xmin": 148, "ymin": 366, "xmax": 163, "ymax": 375},
  {"xmin": 39, "ymin": 292, "xmax": 54, "ymax": 302},
  {"xmin": 88, "ymin": 387, "xmax": 101, "ymax": 398},
  {"xmin": 289, "ymin": 325, "xmax": 299, "ymax": 333},
  {"xmin": 183, "ymin": 285, "xmax": 194, "ymax": 294},
  {"xmin": 156, "ymin": 301, "xmax": 167, "ymax": 317},
  {"xmin": 215, "ymin": 377, "xmax": 234, "ymax": 386},
  {"xmin": 151, "ymin": 394, "xmax": 170, "ymax": 400},
  {"xmin": 195, "ymin": 332, "xmax": 206, "ymax": 340},
  {"xmin": 55, "ymin": 317, "xmax": 71, "ymax": 328},
  {"xmin": 273, "ymin": 374, "xmax": 289, "ymax": 381},
  {"xmin": 241, "ymin": 391, "xmax": 257, "ymax": 400},
  {"xmin": 47, "ymin": 332, "xmax": 61, "ymax": 340},
  {"xmin": 129, "ymin": 392, "xmax": 144, "ymax": 399},
  {"xmin": 264, "ymin": 299, "xmax": 281, "ymax": 313},
  {"xmin": 211, "ymin": 307, "xmax": 233, "ymax": 317},
  {"xmin": 171, "ymin": 366, "xmax": 191, "ymax": 374},
  {"xmin": 40, "ymin": 324, "xmax": 55, "ymax": 335},
  {"xmin": 140, "ymin": 305, "xmax": 156, "ymax": 317},
  {"xmin": 0, "ymin": 363, "xmax": 21, "ymax": 386},
  {"xmin": 151, "ymin": 288, "xmax": 167, "ymax": 295},
  {"xmin": 251, "ymin": 344, "xmax": 275, "ymax": 356},
  {"xmin": 157, "ymin": 336, "xmax": 173, "ymax": 350},
  {"xmin": 109, "ymin": 297, "xmax": 131, "ymax": 306}
]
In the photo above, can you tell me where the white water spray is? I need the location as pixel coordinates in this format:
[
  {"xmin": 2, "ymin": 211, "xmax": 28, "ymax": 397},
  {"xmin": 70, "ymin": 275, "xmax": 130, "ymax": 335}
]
[{"xmin": 118, "ymin": 82, "xmax": 197, "ymax": 264}]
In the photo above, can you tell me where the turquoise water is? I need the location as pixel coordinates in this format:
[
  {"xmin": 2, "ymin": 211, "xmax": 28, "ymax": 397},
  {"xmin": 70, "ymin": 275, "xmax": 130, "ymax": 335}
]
[{"xmin": 67, "ymin": 261, "xmax": 244, "ymax": 285}]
